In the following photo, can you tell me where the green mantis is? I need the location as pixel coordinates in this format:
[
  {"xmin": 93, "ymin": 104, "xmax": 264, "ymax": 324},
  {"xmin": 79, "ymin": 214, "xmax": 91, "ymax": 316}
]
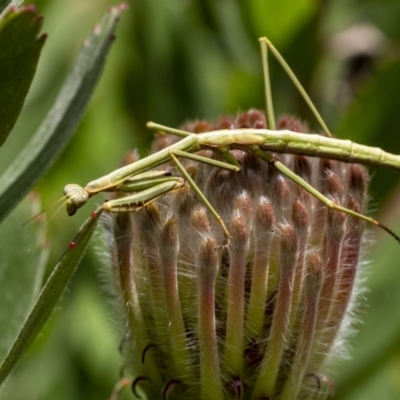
[{"xmin": 63, "ymin": 37, "xmax": 400, "ymax": 244}]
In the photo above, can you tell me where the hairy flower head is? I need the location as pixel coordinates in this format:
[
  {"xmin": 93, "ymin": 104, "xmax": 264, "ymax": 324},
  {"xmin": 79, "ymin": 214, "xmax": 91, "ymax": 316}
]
[{"xmin": 104, "ymin": 110, "xmax": 368, "ymax": 400}]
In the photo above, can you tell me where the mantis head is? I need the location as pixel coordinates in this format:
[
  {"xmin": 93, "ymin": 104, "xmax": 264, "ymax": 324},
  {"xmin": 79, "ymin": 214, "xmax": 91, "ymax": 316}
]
[{"xmin": 63, "ymin": 184, "xmax": 89, "ymax": 216}]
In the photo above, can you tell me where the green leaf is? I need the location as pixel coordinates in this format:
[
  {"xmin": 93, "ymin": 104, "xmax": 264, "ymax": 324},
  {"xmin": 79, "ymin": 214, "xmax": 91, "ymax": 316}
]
[
  {"xmin": 336, "ymin": 60, "xmax": 400, "ymax": 202},
  {"xmin": 337, "ymin": 60, "xmax": 400, "ymax": 147},
  {"xmin": 0, "ymin": 6, "xmax": 46, "ymax": 148},
  {"xmin": 0, "ymin": 194, "xmax": 48, "ymax": 364},
  {"xmin": 0, "ymin": 4, "xmax": 127, "ymax": 223},
  {"xmin": 0, "ymin": 207, "xmax": 103, "ymax": 385},
  {"xmin": 0, "ymin": 0, "xmax": 12, "ymax": 15},
  {"xmin": 247, "ymin": 0, "xmax": 318, "ymax": 48}
]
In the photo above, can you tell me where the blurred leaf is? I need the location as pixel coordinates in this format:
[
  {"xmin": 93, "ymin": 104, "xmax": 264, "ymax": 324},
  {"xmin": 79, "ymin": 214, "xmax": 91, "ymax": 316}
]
[
  {"xmin": 337, "ymin": 60, "xmax": 400, "ymax": 146},
  {"xmin": 0, "ymin": 4, "xmax": 127, "ymax": 223},
  {"xmin": 336, "ymin": 60, "xmax": 400, "ymax": 200},
  {"xmin": 0, "ymin": 207, "xmax": 103, "ymax": 386},
  {"xmin": 331, "ymin": 185, "xmax": 400, "ymax": 399},
  {"xmin": 66, "ymin": 283, "xmax": 125, "ymax": 384},
  {"xmin": 0, "ymin": 0, "xmax": 12, "ymax": 15},
  {"xmin": 246, "ymin": 0, "xmax": 318, "ymax": 47},
  {"xmin": 0, "ymin": 6, "xmax": 46, "ymax": 148},
  {"xmin": 0, "ymin": 194, "xmax": 48, "ymax": 363}
]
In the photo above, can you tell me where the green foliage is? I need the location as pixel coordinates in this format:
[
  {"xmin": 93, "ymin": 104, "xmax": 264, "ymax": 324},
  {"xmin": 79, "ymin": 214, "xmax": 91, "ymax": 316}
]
[
  {"xmin": 0, "ymin": 3, "xmax": 125, "ymax": 397},
  {"xmin": 0, "ymin": 6, "xmax": 45, "ymax": 147},
  {"xmin": 246, "ymin": 0, "xmax": 317, "ymax": 47},
  {"xmin": 0, "ymin": 5, "xmax": 124, "ymax": 223},
  {"xmin": 0, "ymin": 207, "xmax": 101, "ymax": 387},
  {"xmin": 0, "ymin": 195, "xmax": 48, "ymax": 363},
  {"xmin": 0, "ymin": 0, "xmax": 12, "ymax": 15}
]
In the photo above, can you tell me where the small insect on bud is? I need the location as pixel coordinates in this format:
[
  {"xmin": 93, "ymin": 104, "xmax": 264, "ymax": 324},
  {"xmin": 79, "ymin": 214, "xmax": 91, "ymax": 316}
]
[{"xmin": 104, "ymin": 111, "xmax": 369, "ymax": 400}]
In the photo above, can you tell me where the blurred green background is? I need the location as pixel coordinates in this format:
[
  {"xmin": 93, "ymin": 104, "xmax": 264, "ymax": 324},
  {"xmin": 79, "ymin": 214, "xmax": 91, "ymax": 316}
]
[{"xmin": 2, "ymin": 0, "xmax": 400, "ymax": 399}]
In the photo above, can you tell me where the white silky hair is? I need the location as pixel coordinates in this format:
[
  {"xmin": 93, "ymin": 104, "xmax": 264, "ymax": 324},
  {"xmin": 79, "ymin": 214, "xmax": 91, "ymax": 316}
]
[{"xmin": 1, "ymin": 0, "xmax": 24, "ymax": 17}]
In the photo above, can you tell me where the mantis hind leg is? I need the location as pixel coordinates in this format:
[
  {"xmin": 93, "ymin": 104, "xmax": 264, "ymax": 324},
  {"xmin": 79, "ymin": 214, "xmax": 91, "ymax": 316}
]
[
  {"xmin": 259, "ymin": 37, "xmax": 332, "ymax": 137},
  {"xmin": 257, "ymin": 39, "xmax": 400, "ymax": 241},
  {"xmin": 249, "ymin": 145, "xmax": 400, "ymax": 244}
]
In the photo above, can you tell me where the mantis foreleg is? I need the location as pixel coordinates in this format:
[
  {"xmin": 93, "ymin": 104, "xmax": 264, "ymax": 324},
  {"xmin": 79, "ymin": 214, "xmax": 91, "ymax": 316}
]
[
  {"xmin": 103, "ymin": 177, "xmax": 185, "ymax": 213},
  {"xmin": 115, "ymin": 170, "xmax": 181, "ymax": 193},
  {"xmin": 64, "ymin": 170, "xmax": 186, "ymax": 216}
]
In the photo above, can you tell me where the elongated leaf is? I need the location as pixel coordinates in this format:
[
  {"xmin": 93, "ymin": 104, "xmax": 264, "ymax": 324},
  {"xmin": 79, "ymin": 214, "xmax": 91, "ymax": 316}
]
[
  {"xmin": 0, "ymin": 6, "xmax": 46, "ymax": 148},
  {"xmin": 0, "ymin": 207, "xmax": 103, "ymax": 385},
  {"xmin": 0, "ymin": 194, "xmax": 48, "ymax": 364},
  {"xmin": 0, "ymin": 4, "xmax": 127, "ymax": 223},
  {"xmin": 0, "ymin": 0, "xmax": 12, "ymax": 15}
]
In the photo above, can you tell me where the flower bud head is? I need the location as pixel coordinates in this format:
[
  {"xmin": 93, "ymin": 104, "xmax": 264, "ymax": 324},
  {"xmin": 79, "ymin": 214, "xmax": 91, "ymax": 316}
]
[{"xmin": 104, "ymin": 110, "xmax": 368, "ymax": 399}]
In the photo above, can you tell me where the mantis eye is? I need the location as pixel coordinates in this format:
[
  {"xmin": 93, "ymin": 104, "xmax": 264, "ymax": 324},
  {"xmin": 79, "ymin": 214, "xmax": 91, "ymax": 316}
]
[{"xmin": 63, "ymin": 184, "xmax": 89, "ymax": 216}]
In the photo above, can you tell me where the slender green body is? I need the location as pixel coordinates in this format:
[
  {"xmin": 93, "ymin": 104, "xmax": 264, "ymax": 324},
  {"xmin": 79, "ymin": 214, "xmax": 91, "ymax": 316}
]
[
  {"xmin": 85, "ymin": 128, "xmax": 400, "ymax": 195},
  {"xmin": 200, "ymin": 128, "xmax": 400, "ymax": 169}
]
